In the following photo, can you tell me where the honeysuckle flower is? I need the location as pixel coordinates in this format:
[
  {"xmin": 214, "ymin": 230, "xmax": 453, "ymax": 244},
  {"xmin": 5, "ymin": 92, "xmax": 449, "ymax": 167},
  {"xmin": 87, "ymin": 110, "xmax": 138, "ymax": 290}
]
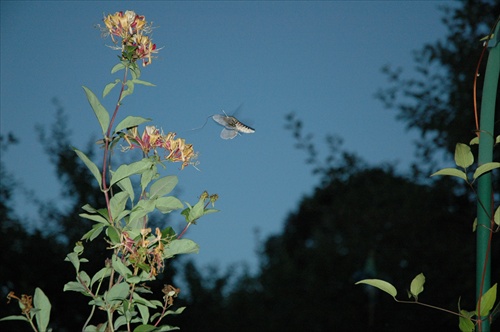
[
  {"xmin": 209, "ymin": 193, "xmax": 219, "ymax": 207},
  {"xmin": 102, "ymin": 11, "xmax": 157, "ymax": 66},
  {"xmin": 122, "ymin": 126, "xmax": 197, "ymax": 169},
  {"xmin": 127, "ymin": 34, "xmax": 157, "ymax": 66},
  {"xmin": 103, "ymin": 10, "xmax": 147, "ymax": 42},
  {"xmin": 116, "ymin": 228, "xmax": 167, "ymax": 277},
  {"xmin": 163, "ymin": 134, "xmax": 197, "ymax": 169},
  {"xmin": 6, "ymin": 292, "xmax": 33, "ymax": 315},
  {"xmin": 162, "ymin": 284, "xmax": 180, "ymax": 306},
  {"xmin": 118, "ymin": 231, "xmax": 136, "ymax": 255}
]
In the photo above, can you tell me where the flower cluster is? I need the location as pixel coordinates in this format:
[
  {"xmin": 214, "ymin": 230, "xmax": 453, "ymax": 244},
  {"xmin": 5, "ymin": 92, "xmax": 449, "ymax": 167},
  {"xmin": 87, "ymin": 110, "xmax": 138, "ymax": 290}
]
[
  {"xmin": 6, "ymin": 292, "xmax": 33, "ymax": 315},
  {"xmin": 122, "ymin": 126, "xmax": 197, "ymax": 169},
  {"xmin": 162, "ymin": 284, "xmax": 180, "ymax": 306},
  {"xmin": 117, "ymin": 227, "xmax": 171, "ymax": 277},
  {"xmin": 102, "ymin": 10, "xmax": 157, "ymax": 66}
]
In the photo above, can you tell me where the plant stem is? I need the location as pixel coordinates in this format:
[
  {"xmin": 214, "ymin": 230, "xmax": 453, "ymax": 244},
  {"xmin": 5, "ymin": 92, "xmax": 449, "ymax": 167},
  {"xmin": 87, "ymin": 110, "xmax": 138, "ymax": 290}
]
[{"xmin": 102, "ymin": 66, "xmax": 130, "ymax": 225}]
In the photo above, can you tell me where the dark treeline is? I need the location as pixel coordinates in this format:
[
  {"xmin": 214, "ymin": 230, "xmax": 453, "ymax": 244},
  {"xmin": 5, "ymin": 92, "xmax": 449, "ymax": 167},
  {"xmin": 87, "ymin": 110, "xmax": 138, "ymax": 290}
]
[{"xmin": 1, "ymin": 1, "xmax": 499, "ymax": 331}]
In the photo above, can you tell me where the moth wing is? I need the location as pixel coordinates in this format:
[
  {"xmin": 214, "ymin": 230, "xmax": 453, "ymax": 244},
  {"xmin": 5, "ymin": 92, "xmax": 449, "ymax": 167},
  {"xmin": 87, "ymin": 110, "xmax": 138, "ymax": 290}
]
[
  {"xmin": 212, "ymin": 114, "xmax": 229, "ymax": 127},
  {"xmin": 220, "ymin": 128, "xmax": 238, "ymax": 139}
]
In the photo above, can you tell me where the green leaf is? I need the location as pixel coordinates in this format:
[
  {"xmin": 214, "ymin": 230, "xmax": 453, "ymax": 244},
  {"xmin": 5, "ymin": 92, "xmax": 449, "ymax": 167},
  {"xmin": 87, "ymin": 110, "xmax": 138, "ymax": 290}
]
[
  {"xmin": 472, "ymin": 162, "xmax": 500, "ymax": 180},
  {"xmin": 203, "ymin": 208, "xmax": 219, "ymax": 216},
  {"xmin": 88, "ymin": 297, "xmax": 105, "ymax": 308},
  {"xmin": 110, "ymin": 159, "xmax": 154, "ymax": 187},
  {"xmin": 410, "ymin": 273, "xmax": 425, "ymax": 299},
  {"xmin": 84, "ymin": 322, "xmax": 107, "ymax": 332},
  {"xmin": 477, "ymin": 283, "xmax": 497, "ymax": 317},
  {"xmin": 106, "ymin": 282, "xmax": 129, "ymax": 306},
  {"xmin": 107, "ymin": 226, "xmax": 121, "ymax": 244},
  {"xmin": 149, "ymin": 300, "xmax": 162, "ymax": 307},
  {"xmin": 150, "ymin": 176, "xmax": 178, "ymax": 199},
  {"xmin": 479, "ymin": 33, "xmax": 496, "ymax": 41},
  {"xmin": 430, "ymin": 168, "xmax": 467, "ymax": 181},
  {"xmin": 458, "ymin": 314, "xmax": 475, "ymax": 332},
  {"xmin": 81, "ymin": 204, "xmax": 97, "ymax": 213},
  {"xmin": 63, "ymin": 281, "xmax": 87, "ymax": 293},
  {"xmin": 158, "ymin": 325, "xmax": 180, "ymax": 331},
  {"xmin": 494, "ymin": 206, "xmax": 500, "ymax": 226},
  {"xmin": 355, "ymin": 279, "xmax": 397, "ymax": 298},
  {"xmin": 130, "ymin": 65, "xmax": 141, "ymax": 79},
  {"xmin": 116, "ymin": 209, "xmax": 131, "ymax": 223},
  {"xmin": 81, "ymin": 223, "xmax": 106, "ymax": 241},
  {"xmin": 103, "ymin": 79, "xmax": 121, "ymax": 98},
  {"xmin": 73, "ymin": 242, "xmax": 84, "ymax": 254},
  {"xmin": 164, "ymin": 307, "xmax": 185, "ymax": 315},
  {"xmin": 132, "ymin": 293, "xmax": 158, "ymax": 308},
  {"xmin": 82, "ymin": 86, "xmax": 110, "ymax": 135},
  {"xmin": 459, "ymin": 308, "xmax": 476, "ymax": 319},
  {"xmin": 134, "ymin": 286, "xmax": 154, "ymax": 295},
  {"xmin": 457, "ymin": 304, "xmax": 476, "ymax": 332},
  {"xmin": 74, "ymin": 148, "xmax": 102, "ymax": 188},
  {"xmin": 131, "ymin": 79, "xmax": 156, "ymax": 87},
  {"xmin": 135, "ymin": 324, "xmax": 180, "ymax": 332},
  {"xmin": 120, "ymin": 80, "xmax": 135, "ymax": 102},
  {"xmin": 133, "ymin": 325, "xmax": 157, "ymax": 332},
  {"xmin": 469, "ymin": 136, "xmax": 479, "ymax": 145},
  {"xmin": 114, "ymin": 315, "xmax": 128, "ymax": 330},
  {"xmin": 126, "ymin": 216, "xmax": 144, "ymax": 230},
  {"xmin": 156, "ymin": 196, "xmax": 184, "ymax": 214},
  {"xmin": 185, "ymin": 198, "xmax": 205, "ymax": 223},
  {"xmin": 117, "ymin": 177, "xmax": 135, "ymax": 204},
  {"xmin": 112, "ymin": 254, "xmax": 133, "ymax": 278},
  {"xmin": 110, "ymin": 191, "xmax": 129, "ymax": 221},
  {"xmin": 114, "ymin": 116, "xmax": 151, "ymax": 134},
  {"xmin": 91, "ymin": 266, "xmax": 112, "ymax": 287},
  {"xmin": 33, "ymin": 288, "xmax": 51, "ymax": 332},
  {"xmin": 161, "ymin": 227, "xmax": 176, "ymax": 239},
  {"xmin": 129, "ymin": 199, "xmax": 156, "ymax": 224},
  {"xmin": 454, "ymin": 143, "xmax": 474, "ymax": 169},
  {"xmin": 65, "ymin": 252, "xmax": 81, "ymax": 272},
  {"xmin": 79, "ymin": 213, "xmax": 109, "ymax": 224},
  {"xmin": 79, "ymin": 271, "xmax": 91, "ymax": 287},
  {"xmin": 163, "ymin": 239, "xmax": 200, "ymax": 259},
  {"xmin": 472, "ymin": 217, "xmax": 478, "ymax": 232},
  {"xmin": 126, "ymin": 274, "xmax": 149, "ymax": 284},
  {"xmin": 111, "ymin": 62, "xmax": 126, "ymax": 74},
  {"xmin": 0, "ymin": 315, "xmax": 29, "ymax": 322},
  {"xmin": 137, "ymin": 304, "xmax": 150, "ymax": 325},
  {"xmin": 141, "ymin": 167, "xmax": 158, "ymax": 192}
]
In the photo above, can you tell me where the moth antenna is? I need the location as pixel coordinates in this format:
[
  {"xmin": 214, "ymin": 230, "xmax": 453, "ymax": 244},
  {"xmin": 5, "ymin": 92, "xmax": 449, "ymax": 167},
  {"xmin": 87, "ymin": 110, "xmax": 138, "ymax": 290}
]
[{"xmin": 185, "ymin": 115, "xmax": 214, "ymax": 132}]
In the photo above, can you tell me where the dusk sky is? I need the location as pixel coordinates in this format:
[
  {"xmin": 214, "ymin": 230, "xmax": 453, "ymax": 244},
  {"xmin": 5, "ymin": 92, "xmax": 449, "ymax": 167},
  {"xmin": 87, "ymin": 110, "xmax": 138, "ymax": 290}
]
[{"xmin": 1, "ymin": 1, "xmax": 453, "ymax": 273}]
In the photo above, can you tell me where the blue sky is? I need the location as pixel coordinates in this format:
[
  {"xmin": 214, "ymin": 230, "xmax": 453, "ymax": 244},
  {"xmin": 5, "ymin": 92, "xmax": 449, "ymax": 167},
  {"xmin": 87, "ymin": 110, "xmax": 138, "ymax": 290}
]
[{"xmin": 1, "ymin": 1, "xmax": 452, "ymax": 272}]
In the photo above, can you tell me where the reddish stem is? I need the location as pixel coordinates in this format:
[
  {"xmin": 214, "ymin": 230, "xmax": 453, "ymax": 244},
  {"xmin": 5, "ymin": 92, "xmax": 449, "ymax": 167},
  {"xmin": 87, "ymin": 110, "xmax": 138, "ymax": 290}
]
[{"xmin": 101, "ymin": 66, "xmax": 129, "ymax": 225}]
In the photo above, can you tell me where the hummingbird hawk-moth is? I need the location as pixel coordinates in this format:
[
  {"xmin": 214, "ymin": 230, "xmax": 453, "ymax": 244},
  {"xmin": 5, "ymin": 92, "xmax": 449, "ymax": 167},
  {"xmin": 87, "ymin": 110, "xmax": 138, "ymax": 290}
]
[{"xmin": 212, "ymin": 112, "xmax": 255, "ymax": 140}]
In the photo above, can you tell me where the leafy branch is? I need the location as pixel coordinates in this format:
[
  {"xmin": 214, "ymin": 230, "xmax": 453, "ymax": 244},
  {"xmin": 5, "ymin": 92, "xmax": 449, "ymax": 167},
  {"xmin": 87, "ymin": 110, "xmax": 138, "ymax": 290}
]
[{"xmin": 1, "ymin": 10, "xmax": 218, "ymax": 332}]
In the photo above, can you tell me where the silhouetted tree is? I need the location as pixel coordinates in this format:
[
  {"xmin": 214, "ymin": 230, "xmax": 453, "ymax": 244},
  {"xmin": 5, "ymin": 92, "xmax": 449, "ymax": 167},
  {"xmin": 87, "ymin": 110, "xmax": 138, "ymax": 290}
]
[
  {"xmin": 376, "ymin": 0, "xmax": 499, "ymax": 171},
  {"xmin": 210, "ymin": 138, "xmax": 477, "ymax": 331}
]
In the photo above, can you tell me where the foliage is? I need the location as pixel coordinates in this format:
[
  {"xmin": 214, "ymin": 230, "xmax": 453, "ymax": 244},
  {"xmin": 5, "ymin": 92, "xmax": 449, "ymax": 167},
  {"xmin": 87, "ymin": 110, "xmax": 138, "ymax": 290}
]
[
  {"xmin": 357, "ymin": 140, "xmax": 500, "ymax": 331},
  {"xmin": 358, "ymin": 1, "xmax": 500, "ymax": 330},
  {"xmin": 1, "ymin": 11, "xmax": 218, "ymax": 332},
  {"xmin": 376, "ymin": 0, "xmax": 500, "ymax": 170}
]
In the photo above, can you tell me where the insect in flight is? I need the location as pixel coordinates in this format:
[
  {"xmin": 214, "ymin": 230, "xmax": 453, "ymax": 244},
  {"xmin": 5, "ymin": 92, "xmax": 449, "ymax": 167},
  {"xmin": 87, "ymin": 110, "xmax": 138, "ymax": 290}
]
[{"xmin": 212, "ymin": 111, "xmax": 255, "ymax": 140}]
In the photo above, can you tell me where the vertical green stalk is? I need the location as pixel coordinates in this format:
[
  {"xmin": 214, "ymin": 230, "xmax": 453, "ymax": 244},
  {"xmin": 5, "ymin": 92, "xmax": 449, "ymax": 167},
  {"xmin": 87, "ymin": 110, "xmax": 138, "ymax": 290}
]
[{"xmin": 476, "ymin": 22, "xmax": 499, "ymax": 332}]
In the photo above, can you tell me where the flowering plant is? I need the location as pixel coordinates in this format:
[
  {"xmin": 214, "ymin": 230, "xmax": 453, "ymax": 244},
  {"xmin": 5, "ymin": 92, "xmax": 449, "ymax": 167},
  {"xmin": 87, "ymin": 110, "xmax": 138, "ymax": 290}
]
[{"xmin": 1, "ymin": 10, "xmax": 217, "ymax": 332}]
